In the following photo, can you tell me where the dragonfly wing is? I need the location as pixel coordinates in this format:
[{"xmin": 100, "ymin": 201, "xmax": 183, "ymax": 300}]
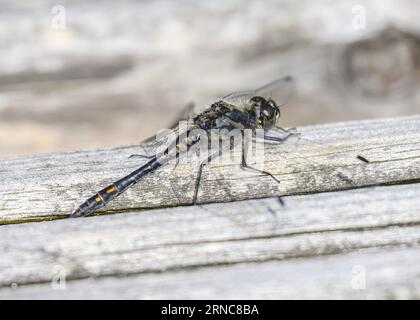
[
  {"xmin": 220, "ymin": 90, "xmax": 255, "ymax": 110},
  {"xmin": 221, "ymin": 76, "xmax": 294, "ymax": 108},
  {"xmin": 222, "ymin": 90, "xmax": 254, "ymax": 101},
  {"xmin": 137, "ymin": 124, "xmax": 182, "ymax": 157},
  {"xmin": 144, "ymin": 122, "xmax": 203, "ymax": 159},
  {"xmin": 142, "ymin": 102, "xmax": 195, "ymax": 145},
  {"xmin": 255, "ymin": 76, "xmax": 294, "ymax": 107}
]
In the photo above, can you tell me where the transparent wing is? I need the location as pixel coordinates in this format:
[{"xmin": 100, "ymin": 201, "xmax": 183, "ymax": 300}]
[
  {"xmin": 255, "ymin": 76, "xmax": 294, "ymax": 107},
  {"xmin": 133, "ymin": 123, "xmax": 190, "ymax": 158},
  {"xmin": 221, "ymin": 90, "xmax": 255, "ymax": 109},
  {"xmin": 137, "ymin": 101, "xmax": 197, "ymax": 157},
  {"xmin": 221, "ymin": 76, "xmax": 294, "ymax": 108}
]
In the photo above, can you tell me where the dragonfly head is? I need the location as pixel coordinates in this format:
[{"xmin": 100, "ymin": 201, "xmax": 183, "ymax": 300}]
[{"xmin": 250, "ymin": 96, "xmax": 280, "ymax": 129}]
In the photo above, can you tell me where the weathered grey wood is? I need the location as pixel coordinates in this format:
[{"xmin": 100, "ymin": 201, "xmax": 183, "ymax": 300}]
[
  {"xmin": 1, "ymin": 1, "xmax": 420, "ymax": 300},
  {"xmin": 1, "ymin": 115, "xmax": 420, "ymax": 223},
  {"xmin": 2, "ymin": 247, "xmax": 419, "ymax": 300},
  {"xmin": 0, "ymin": 183, "xmax": 420, "ymax": 295}
]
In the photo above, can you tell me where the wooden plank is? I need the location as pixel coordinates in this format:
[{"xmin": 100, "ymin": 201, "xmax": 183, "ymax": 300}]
[
  {"xmin": 0, "ymin": 183, "xmax": 419, "ymax": 290},
  {"xmin": 1, "ymin": 115, "xmax": 420, "ymax": 223},
  {"xmin": 1, "ymin": 246, "xmax": 419, "ymax": 299}
]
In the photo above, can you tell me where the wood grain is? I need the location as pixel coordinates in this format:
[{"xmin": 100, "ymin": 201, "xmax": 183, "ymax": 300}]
[
  {"xmin": 1, "ymin": 115, "xmax": 419, "ymax": 223},
  {"xmin": 0, "ymin": 182, "xmax": 419, "ymax": 294},
  {"xmin": 2, "ymin": 247, "xmax": 419, "ymax": 299}
]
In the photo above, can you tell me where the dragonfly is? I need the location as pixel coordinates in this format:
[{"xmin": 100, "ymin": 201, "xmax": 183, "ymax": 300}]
[
  {"xmin": 70, "ymin": 76, "xmax": 369, "ymax": 218},
  {"xmin": 70, "ymin": 77, "xmax": 296, "ymax": 217}
]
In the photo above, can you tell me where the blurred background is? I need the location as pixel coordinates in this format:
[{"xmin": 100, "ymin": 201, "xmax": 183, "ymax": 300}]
[{"xmin": 0, "ymin": 0, "xmax": 420, "ymax": 157}]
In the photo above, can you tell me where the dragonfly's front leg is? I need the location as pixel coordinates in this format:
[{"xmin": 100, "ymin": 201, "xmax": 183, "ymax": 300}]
[
  {"xmin": 263, "ymin": 127, "xmax": 300, "ymax": 145},
  {"xmin": 274, "ymin": 126, "xmax": 296, "ymax": 134},
  {"xmin": 241, "ymin": 135, "xmax": 286, "ymax": 205},
  {"xmin": 241, "ymin": 134, "xmax": 280, "ymax": 183}
]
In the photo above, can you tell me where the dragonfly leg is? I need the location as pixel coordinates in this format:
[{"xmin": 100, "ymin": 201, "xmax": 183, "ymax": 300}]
[
  {"xmin": 275, "ymin": 126, "xmax": 297, "ymax": 134},
  {"xmin": 192, "ymin": 152, "xmax": 222, "ymax": 205},
  {"xmin": 263, "ymin": 131, "xmax": 298, "ymax": 145},
  {"xmin": 241, "ymin": 135, "xmax": 280, "ymax": 183},
  {"xmin": 192, "ymin": 140, "xmax": 233, "ymax": 205}
]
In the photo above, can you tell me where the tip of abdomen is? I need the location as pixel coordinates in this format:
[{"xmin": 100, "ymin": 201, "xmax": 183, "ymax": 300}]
[{"xmin": 69, "ymin": 207, "xmax": 86, "ymax": 218}]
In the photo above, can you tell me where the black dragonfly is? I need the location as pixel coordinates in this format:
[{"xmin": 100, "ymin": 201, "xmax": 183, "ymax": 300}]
[{"xmin": 70, "ymin": 76, "xmax": 306, "ymax": 218}]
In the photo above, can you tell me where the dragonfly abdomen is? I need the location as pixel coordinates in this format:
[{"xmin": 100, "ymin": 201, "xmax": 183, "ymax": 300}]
[
  {"xmin": 70, "ymin": 157, "xmax": 162, "ymax": 218},
  {"xmin": 70, "ymin": 128, "xmax": 201, "ymax": 218}
]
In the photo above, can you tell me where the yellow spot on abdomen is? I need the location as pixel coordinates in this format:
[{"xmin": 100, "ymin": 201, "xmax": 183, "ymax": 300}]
[
  {"xmin": 106, "ymin": 186, "xmax": 116, "ymax": 194},
  {"xmin": 95, "ymin": 196, "xmax": 102, "ymax": 202}
]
